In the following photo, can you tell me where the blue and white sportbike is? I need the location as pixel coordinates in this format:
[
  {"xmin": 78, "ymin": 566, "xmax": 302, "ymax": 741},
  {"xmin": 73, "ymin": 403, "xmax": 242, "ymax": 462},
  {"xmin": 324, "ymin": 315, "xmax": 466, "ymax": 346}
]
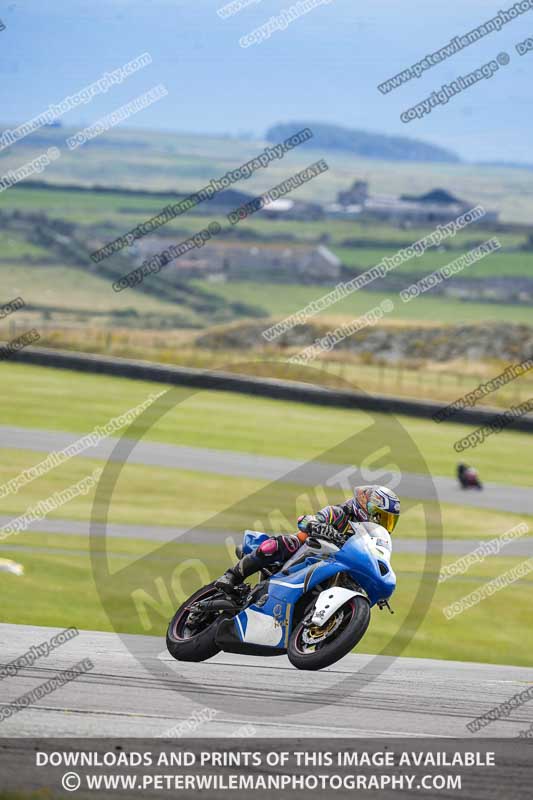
[{"xmin": 166, "ymin": 521, "xmax": 396, "ymax": 671}]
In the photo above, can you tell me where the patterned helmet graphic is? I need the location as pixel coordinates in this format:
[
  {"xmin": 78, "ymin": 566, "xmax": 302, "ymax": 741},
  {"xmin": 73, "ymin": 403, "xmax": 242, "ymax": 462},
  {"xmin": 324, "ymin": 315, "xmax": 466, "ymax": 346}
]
[{"xmin": 353, "ymin": 485, "xmax": 400, "ymax": 534}]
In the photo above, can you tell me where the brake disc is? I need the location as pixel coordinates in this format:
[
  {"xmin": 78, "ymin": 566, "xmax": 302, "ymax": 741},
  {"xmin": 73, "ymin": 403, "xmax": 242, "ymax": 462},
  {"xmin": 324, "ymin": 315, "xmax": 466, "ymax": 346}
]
[{"xmin": 302, "ymin": 611, "xmax": 343, "ymax": 645}]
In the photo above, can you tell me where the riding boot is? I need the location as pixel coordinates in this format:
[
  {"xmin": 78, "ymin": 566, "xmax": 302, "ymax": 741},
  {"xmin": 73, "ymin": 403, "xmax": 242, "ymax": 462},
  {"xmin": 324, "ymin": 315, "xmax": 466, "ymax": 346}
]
[{"xmin": 214, "ymin": 553, "xmax": 261, "ymax": 592}]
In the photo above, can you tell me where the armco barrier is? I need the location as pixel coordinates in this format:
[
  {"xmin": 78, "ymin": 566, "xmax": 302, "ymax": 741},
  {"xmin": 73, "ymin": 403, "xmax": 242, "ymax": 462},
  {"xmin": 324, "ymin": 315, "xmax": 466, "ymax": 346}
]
[{"xmin": 6, "ymin": 345, "xmax": 533, "ymax": 432}]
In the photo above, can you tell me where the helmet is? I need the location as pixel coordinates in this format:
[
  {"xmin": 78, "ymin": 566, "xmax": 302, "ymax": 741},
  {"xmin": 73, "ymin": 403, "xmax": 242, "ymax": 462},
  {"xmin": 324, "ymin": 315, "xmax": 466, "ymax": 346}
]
[{"xmin": 353, "ymin": 485, "xmax": 400, "ymax": 535}]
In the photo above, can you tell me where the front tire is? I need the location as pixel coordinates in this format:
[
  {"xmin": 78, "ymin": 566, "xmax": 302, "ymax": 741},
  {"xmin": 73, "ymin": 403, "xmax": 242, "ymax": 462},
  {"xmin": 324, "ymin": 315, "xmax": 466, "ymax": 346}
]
[
  {"xmin": 166, "ymin": 583, "xmax": 224, "ymax": 663},
  {"xmin": 287, "ymin": 596, "xmax": 370, "ymax": 671}
]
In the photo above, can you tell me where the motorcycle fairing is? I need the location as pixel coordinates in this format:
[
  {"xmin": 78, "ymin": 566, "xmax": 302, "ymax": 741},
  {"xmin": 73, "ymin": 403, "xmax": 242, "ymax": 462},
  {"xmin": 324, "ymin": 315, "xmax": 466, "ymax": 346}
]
[
  {"xmin": 217, "ymin": 555, "xmax": 343, "ymax": 653},
  {"xmin": 337, "ymin": 533, "xmax": 396, "ymax": 605},
  {"xmin": 215, "ymin": 526, "xmax": 396, "ymax": 655},
  {"xmin": 311, "ymin": 586, "xmax": 364, "ymax": 625}
]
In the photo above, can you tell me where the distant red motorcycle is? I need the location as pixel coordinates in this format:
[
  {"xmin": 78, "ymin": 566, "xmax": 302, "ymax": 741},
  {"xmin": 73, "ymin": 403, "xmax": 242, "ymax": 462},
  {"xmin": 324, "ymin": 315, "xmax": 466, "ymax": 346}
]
[{"xmin": 457, "ymin": 463, "xmax": 483, "ymax": 490}]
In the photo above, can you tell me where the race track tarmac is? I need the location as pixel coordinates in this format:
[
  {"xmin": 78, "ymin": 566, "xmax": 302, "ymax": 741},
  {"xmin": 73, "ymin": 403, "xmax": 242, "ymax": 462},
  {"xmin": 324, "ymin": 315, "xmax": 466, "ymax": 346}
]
[
  {"xmin": 1, "ymin": 425, "xmax": 532, "ymax": 515},
  {"xmin": 1, "ymin": 624, "xmax": 531, "ymax": 738},
  {"xmin": 1, "ymin": 514, "xmax": 533, "ymax": 558}
]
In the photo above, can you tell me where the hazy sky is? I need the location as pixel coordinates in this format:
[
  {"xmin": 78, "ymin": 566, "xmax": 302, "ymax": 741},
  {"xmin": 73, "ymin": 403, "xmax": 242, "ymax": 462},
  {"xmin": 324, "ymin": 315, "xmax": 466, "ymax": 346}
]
[{"xmin": 1, "ymin": 0, "xmax": 532, "ymax": 161}]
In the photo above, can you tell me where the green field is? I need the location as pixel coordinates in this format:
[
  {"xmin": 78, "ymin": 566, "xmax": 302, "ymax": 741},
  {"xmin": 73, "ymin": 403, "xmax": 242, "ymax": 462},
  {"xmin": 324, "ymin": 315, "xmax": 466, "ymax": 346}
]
[
  {"xmin": 2, "ymin": 156, "xmax": 531, "ymax": 334},
  {"xmin": 0, "ymin": 261, "xmax": 189, "ymax": 316},
  {"xmin": 193, "ymin": 280, "xmax": 533, "ymax": 325},
  {"xmin": 0, "ymin": 185, "xmax": 197, "ymax": 227},
  {"xmin": 2, "ymin": 184, "xmax": 530, "ymax": 266},
  {"xmin": 0, "ymin": 231, "xmax": 51, "ymax": 260},
  {"xmin": 1, "ymin": 362, "xmax": 531, "ymax": 487},
  {"xmin": 333, "ymin": 246, "xmax": 533, "ymax": 279},
  {"xmin": 2, "ymin": 257, "xmax": 530, "ymax": 331},
  {"xmin": 0, "ymin": 186, "xmax": 525, "ymax": 251}
]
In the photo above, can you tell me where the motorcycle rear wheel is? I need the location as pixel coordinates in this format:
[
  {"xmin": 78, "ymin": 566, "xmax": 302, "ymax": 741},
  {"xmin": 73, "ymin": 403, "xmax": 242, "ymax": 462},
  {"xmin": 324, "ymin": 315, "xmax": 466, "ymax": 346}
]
[
  {"xmin": 166, "ymin": 583, "xmax": 224, "ymax": 663},
  {"xmin": 287, "ymin": 596, "xmax": 370, "ymax": 671}
]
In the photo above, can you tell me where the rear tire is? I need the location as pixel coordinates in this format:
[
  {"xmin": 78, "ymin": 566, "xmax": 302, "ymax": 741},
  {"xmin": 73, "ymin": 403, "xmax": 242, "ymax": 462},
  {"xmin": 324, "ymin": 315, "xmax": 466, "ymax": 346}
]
[
  {"xmin": 287, "ymin": 596, "xmax": 370, "ymax": 671},
  {"xmin": 166, "ymin": 583, "xmax": 224, "ymax": 663}
]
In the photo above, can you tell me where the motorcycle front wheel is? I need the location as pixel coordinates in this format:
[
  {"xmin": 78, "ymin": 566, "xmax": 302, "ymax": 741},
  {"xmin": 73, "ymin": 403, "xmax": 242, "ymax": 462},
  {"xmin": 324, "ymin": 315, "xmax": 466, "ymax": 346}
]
[{"xmin": 287, "ymin": 596, "xmax": 370, "ymax": 671}]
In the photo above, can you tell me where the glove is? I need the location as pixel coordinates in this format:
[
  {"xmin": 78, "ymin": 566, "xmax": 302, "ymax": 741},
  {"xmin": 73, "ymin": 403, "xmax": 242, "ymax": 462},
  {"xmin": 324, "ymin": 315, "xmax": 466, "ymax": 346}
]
[
  {"xmin": 309, "ymin": 522, "xmax": 345, "ymax": 545},
  {"xmin": 297, "ymin": 514, "xmax": 314, "ymax": 533}
]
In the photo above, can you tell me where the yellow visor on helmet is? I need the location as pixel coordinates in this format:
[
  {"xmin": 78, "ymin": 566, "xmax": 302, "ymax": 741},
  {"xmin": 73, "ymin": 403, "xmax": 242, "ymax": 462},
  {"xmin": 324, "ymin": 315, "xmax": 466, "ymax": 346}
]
[{"xmin": 371, "ymin": 509, "xmax": 399, "ymax": 535}]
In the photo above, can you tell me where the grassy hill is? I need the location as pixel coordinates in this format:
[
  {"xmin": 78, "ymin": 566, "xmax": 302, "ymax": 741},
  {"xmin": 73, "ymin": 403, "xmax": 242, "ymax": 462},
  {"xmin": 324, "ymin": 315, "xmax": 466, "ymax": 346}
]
[
  {"xmin": 0, "ymin": 125, "xmax": 531, "ymax": 348},
  {"xmin": 1, "ymin": 123, "xmax": 533, "ymax": 222},
  {"xmin": 267, "ymin": 121, "xmax": 461, "ymax": 162},
  {"xmin": 1, "ymin": 184, "xmax": 531, "ymax": 334}
]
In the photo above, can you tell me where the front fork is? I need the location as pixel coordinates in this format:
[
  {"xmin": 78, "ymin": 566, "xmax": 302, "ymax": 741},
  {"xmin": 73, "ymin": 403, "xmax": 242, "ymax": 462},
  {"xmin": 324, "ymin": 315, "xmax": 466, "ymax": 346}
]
[
  {"xmin": 335, "ymin": 573, "xmax": 395, "ymax": 614},
  {"xmin": 303, "ymin": 573, "xmax": 394, "ymax": 625}
]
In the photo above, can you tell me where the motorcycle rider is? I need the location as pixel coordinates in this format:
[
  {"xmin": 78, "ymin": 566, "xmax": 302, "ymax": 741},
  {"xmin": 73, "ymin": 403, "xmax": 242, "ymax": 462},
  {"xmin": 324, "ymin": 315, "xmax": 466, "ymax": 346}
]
[
  {"xmin": 457, "ymin": 462, "xmax": 482, "ymax": 490},
  {"xmin": 215, "ymin": 485, "xmax": 400, "ymax": 593}
]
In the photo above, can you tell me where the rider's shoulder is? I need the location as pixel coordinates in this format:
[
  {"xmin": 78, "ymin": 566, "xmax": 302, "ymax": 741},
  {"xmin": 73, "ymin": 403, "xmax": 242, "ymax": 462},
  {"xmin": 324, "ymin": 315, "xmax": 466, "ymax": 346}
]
[
  {"xmin": 339, "ymin": 498, "xmax": 354, "ymax": 515},
  {"xmin": 317, "ymin": 502, "xmax": 349, "ymax": 521}
]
